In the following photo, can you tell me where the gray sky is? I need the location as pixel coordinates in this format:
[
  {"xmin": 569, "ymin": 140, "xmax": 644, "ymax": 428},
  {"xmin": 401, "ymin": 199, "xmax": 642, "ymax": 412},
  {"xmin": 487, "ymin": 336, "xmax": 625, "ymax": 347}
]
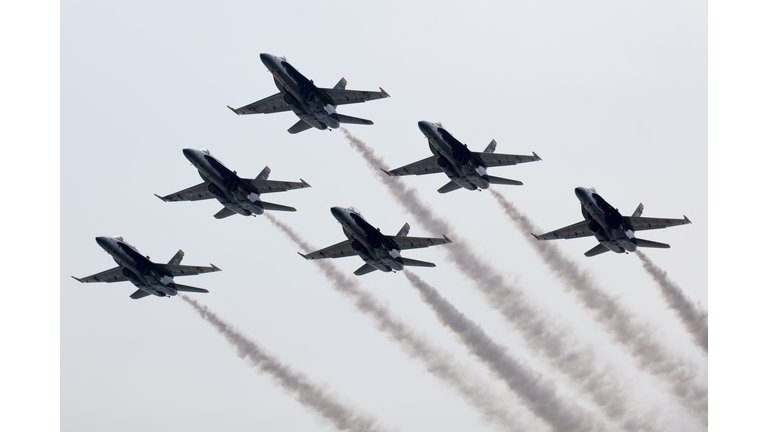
[{"xmin": 54, "ymin": 1, "xmax": 714, "ymax": 431}]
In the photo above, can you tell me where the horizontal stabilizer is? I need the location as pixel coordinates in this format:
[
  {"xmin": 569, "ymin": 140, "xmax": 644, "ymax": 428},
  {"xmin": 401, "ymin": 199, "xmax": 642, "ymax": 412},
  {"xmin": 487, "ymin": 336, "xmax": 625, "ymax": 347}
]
[
  {"xmin": 335, "ymin": 114, "xmax": 374, "ymax": 125},
  {"xmin": 354, "ymin": 263, "xmax": 378, "ymax": 276},
  {"xmin": 174, "ymin": 284, "xmax": 209, "ymax": 294},
  {"xmin": 400, "ymin": 257, "xmax": 437, "ymax": 268},
  {"xmin": 130, "ymin": 289, "xmax": 152, "ymax": 300},
  {"xmin": 214, "ymin": 207, "xmax": 237, "ymax": 219},
  {"xmin": 438, "ymin": 181, "xmax": 462, "ymax": 194},
  {"xmin": 260, "ymin": 201, "xmax": 297, "ymax": 212},
  {"xmin": 288, "ymin": 119, "xmax": 313, "ymax": 134},
  {"xmin": 584, "ymin": 244, "xmax": 610, "ymax": 257},
  {"xmin": 634, "ymin": 238, "xmax": 671, "ymax": 249},
  {"xmin": 487, "ymin": 175, "xmax": 523, "ymax": 186}
]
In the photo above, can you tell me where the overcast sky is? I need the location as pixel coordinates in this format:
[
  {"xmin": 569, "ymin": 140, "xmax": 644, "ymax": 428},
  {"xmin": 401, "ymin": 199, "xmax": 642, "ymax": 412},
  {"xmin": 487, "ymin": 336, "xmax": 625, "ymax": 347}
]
[{"xmin": 54, "ymin": 1, "xmax": 715, "ymax": 431}]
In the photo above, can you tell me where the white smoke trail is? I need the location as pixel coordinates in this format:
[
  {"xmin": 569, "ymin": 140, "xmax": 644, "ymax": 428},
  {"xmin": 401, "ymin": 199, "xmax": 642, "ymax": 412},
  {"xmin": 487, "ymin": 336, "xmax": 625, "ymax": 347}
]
[
  {"xmin": 489, "ymin": 189, "xmax": 708, "ymax": 418},
  {"xmin": 264, "ymin": 213, "xmax": 535, "ymax": 432},
  {"xmin": 339, "ymin": 128, "xmax": 675, "ymax": 430},
  {"xmin": 178, "ymin": 294, "xmax": 390, "ymax": 432},
  {"xmin": 635, "ymin": 251, "xmax": 708, "ymax": 353},
  {"xmin": 404, "ymin": 270, "xmax": 608, "ymax": 432}
]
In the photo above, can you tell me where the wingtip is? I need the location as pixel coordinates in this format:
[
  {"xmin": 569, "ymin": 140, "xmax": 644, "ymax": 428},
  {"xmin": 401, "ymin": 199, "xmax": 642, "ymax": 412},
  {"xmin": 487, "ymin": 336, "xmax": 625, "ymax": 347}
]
[
  {"xmin": 227, "ymin": 105, "xmax": 240, "ymax": 115},
  {"xmin": 683, "ymin": 215, "xmax": 691, "ymax": 224},
  {"xmin": 531, "ymin": 233, "xmax": 541, "ymax": 241},
  {"xmin": 380, "ymin": 168, "xmax": 393, "ymax": 177},
  {"xmin": 532, "ymin": 151, "xmax": 542, "ymax": 161},
  {"xmin": 380, "ymin": 87, "xmax": 390, "ymax": 98},
  {"xmin": 211, "ymin": 264, "xmax": 222, "ymax": 272},
  {"xmin": 297, "ymin": 252, "xmax": 309, "ymax": 260},
  {"xmin": 300, "ymin": 178, "xmax": 312, "ymax": 187},
  {"xmin": 443, "ymin": 235, "xmax": 453, "ymax": 244},
  {"xmin": 71, "ymin": 276, "xmax": 84, "ymax": 283},
  {"xmin": 154, "ymin": 194, "xmax": 168, "ymax": 202}
]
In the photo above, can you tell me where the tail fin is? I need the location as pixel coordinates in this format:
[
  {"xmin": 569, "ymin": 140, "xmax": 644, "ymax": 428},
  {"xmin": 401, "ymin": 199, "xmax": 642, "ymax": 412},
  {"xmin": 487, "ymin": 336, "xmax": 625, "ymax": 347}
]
[
  {"xmin": 585, "ymin": 244, "xmax": 610, "ymax": 257},
  {"xmin": 288, "ymin": 119, "xmax": 313, "ymax": 134},
  {"xmin": 634, "ymin": 238, "xmax": 670, "ymax": 249},
  {"xmin": 483, "ymin": 139, "xmax": 497, "ymax": 153},
  {"xmin": 214, "ymin": 208, "xmax": 237, "ymax": 219},
  {"xmin": 396, "ymin": 223, "xmax": 410, "ymax": 237},
  {"xmin": 400, "ymin": 257, "xmax": 437, "ymax": 268},
  {"xmin": 256, "ymin": 166, "xmax": 271, "ymax": 181},
  {"xmin": 260, "ymin": 201, "xmax": 297, "ymax": 212},
  {"xmin": 335, "ymin": 114, "xmax": 374, "ymax": 125},
  {"xmin": 167, "ymin": 250, "xmax": 185, "ymax": 266},
  {"xmin": 486, "ymin": 175, "xmax": 523, "ymax": 186},
  {"xmin": 354, "ymin": 263, "xmax": 377, "ymax": 276},
  {"xmin": 438, "ymin": 181, "xmax": 462, "ymax": 194},
  {"xmin": 174, "ymin": 284, "xmax": 209, "ymax": 294},
  {"xmin": 631, "ymin": 203, "xmax": 644, "ymax": 217},
  {"xmin": 334, "ymin": 77, "xmax": 347, "ymax": 90}
]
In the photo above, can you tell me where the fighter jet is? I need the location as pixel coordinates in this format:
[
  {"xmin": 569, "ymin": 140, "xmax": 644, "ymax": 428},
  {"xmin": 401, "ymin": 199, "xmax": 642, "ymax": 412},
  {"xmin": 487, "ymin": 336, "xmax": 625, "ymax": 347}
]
[
  {"xmin": 156, "ymin": 148, "xmax": 311, "ymax": 219},
  {"xmin": 71, "ymin": 236, "xmax": 221, "ymax": 299},
  {"xmin": 383, "ymin": 121, "xmax": 542, "ymax": 193},
  {"xmin": 532, "ymin": 187, "xmax": 692, "ymax": 257},
  {"xmin": 299, "ymin": 206, "xmax": 452, "ymax": 276},
  {"xmin": 227, "ymin": 53, "xmax": 390, "ymax": 134}
]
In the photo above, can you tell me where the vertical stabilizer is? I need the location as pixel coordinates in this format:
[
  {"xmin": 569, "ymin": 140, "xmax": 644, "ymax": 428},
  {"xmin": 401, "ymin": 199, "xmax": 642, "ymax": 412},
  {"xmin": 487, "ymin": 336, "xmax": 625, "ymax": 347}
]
[
  {"xmin": 396, "ymin": 223, "xmax": 410, "ymax": 237},
  {"xmin": 483, "ymin": 139, "xmax": 497, "ymax": 153},
  {"xmin": 256, "ymin": 166, "xmax": 271, "ymax": 181},
  {"xmin": 631, "ymin": 203, "xmax": 644, "ymax": 217},
  {"xmin": 167, "ymin": 250, "xmax": 185, "ymax": 265},
  {"xmin": 334, "ymin": 77, "xmax": 347, "ymax": 90}
]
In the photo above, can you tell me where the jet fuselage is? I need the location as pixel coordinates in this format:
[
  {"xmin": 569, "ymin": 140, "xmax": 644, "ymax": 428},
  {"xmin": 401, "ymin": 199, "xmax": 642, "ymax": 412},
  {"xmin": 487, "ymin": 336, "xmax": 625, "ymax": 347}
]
[
  {"xmin": 418, "ymin": 121, "xmax": 490, "ymax": 191},
  {"xmin": 331, "ymin": 207, "xmax": 404, "ymax": 273},
  {"xmin": 575, "ymin": 187, "xmax": 637, "ymax": 254},
  {"xmin": 95, "ymin": 236, "xmax": 178, "ymax": 297},
  {"xmin": 183, "ymin": 148, "xmax": 266, "ymax": 217},
  {"xmin": 260, "ymin": 53, "xmax": 340, "ymax": 131}
]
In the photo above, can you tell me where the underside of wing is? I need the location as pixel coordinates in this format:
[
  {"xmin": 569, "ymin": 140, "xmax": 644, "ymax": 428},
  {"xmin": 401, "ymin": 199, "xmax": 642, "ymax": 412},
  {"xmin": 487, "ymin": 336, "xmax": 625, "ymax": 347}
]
[
  {"xmin": 157, "ymin": 263, "xmax": 221, "ymax": 277},
  {"xmin": 72, "ymin": 266, "xmax": 127, "ymax": 284},
  {"xmin": 533, "ymin": 220, "xmax": 592, "ymax": 240},
  {"xmin": 228, "ymin": 92, "xmax": 291, "ymax": 115},
  {"xmin": 625, "ymin": 216, "xmax": 691, "ymax": 231},
  {"xmin": 476, "ymin": 152, "xmax": 541, "ymax": 168},
  {"xmin": 299, "ymin": 240, "xmax": 358, "ymax": 260},
  {"xmin": 157, "ymin": 182, "xmax": 215, "ymax": 202},
  {"xmin": 390, "ymin": 235, "xmax": 452, "ymax": 250},
  {"xmin": 385, "ymin": 156, "xmax": 443, "ymax": 177},
  {"xmin": 245, "ymin": 178, "xmax": 311, "ymax": 194},
  {"xmin": 322, "ymin": 87, "xmax": 390, "ymax": 106}
]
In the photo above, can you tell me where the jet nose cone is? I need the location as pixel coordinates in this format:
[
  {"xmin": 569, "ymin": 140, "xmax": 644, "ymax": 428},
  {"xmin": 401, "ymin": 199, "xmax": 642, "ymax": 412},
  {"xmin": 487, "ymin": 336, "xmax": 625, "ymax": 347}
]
[
  {"xmin": 575, "ymin": 187, "xmax": 590, "ymax": 200},
  {"xmin": 330, "ymin": 206, "xmax": 345, "ymax": 220},
  {"xmin": 260, "ymin": 53, "xmax": 277, "ymax": 67},
  {"xmin": 95, "ymin": 236, "xmax": 110, "ymax": 248},
  {"xmin": 418, "ymin": 121, "xmax": 433, "ymax": 133},
  {"xmin": 183, "ymin": 148, "xmax": 202, "ymax": 162}
]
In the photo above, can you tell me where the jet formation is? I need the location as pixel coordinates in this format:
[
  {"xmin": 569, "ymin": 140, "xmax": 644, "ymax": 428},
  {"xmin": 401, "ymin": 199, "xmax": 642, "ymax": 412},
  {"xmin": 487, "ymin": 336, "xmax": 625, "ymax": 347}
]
[
  {"xmin": 532, "ymin": 187, "xmax": 691, "ymax": 256},
  {"xmin": 156, "ymin": 148, "xmax": 311, "ymax": 219},
  {"xmin": 299, "ymin": 206, "xmax": 452, "ymax": 276},
  {"xmin": 384, "ymin": 121, "xmax": 541, "ymax": 193},
  {"xmin": 228, "ymin": 53, "xmax": 390, "ymax": 134},
  {"xmin": 72, "ymin": 236, "xmax": 220, "ymax": 299}
]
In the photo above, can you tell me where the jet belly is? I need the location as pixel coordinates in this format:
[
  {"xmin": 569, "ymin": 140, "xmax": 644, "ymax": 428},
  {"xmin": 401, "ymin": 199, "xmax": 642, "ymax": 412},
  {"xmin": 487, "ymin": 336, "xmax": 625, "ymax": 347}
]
[
  {"xmin": 338, "ymin": 211, "xmax": 403, "ymax": 273},
  {"xmin": 576, "ymin": 188, "xmax": 635, "ymax": 254},
  {"xmin": 426, "ymin": 129, "xmax": 489, "ymax": 191}
]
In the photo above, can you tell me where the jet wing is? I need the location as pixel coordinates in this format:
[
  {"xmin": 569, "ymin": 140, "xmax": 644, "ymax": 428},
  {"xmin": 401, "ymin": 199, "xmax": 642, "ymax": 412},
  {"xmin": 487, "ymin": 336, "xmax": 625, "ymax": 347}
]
[
  {"xmin": 299, "ymin": 240, "xmax": 358, "ymax": 260},
  {"xmin": 157, "ymin": 264, "xmax": 221, "ymax": 276},
  {"xmin": 624, "ymin": 216, "xmax": 691, "ymax": 231},
  {"xmin": 72, "ymin": 266, "xmax": 127, "ymax": 284},
  {"xmin": 533, "ymin": 220, "xmax": 593, "ymax": 240},
  {"xmin": 389, "ymin": 235, "xmax": 452, "ymax": 250},
  {"xmin": 228, "ymin": 92, "xmax": 291, "ymax": 115},
  {"xmin": 476, "ymin": 152, "xmax": 541, "ymax": 167},
  {"xmin": 385, "ymin": 156, "xmax": 443, "ymax": 177},
  {"xmin": 321, "ymin": 88, "xmax": 390, "ymax": 106},
  {"xmin": 157, "ymin": 182, "xmax": 215, "ymax": 202},
  {"xmin": 245, "ymin": 179, "xmax": 311, "ymax": 194}
]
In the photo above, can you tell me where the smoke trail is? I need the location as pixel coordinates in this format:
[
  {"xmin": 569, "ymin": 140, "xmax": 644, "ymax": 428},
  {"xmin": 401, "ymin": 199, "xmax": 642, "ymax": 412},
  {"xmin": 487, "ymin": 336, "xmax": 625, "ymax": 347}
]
[
  {"xmin": 635, "ymin": 251, "xmax": 708, "ymax": 353},
  {"xmin": 264, "ymin": 213, "xmax": 534, "ymax": 432},
  {"xmin": 489, "ymin": 189, "xmax": 708, "ymax": 418},
  {"xmin": 339, "ymin": 128, "xmax": 677, "ymax": 430},
  {"xmin": 179, "ymin": 294, "xmax": 390, "ymax": 432},
  {"xmin": 404, "ymin": 270, "xmax": 608, "ymax": 432}
]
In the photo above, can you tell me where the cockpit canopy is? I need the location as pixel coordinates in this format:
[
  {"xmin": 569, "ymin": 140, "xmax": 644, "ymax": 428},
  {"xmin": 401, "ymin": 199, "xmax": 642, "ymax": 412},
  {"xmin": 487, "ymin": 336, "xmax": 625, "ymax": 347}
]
[
  {"xmin": 348, "ymin": 207, "xmax": 364, "ymax": 219},
  {"xmin": 114, "ymin": 235, "xmax": 124, "ymax": 241},
  {"xmin": 201, "ymin": 148, "xmax": 211, "ymax": 155}
]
